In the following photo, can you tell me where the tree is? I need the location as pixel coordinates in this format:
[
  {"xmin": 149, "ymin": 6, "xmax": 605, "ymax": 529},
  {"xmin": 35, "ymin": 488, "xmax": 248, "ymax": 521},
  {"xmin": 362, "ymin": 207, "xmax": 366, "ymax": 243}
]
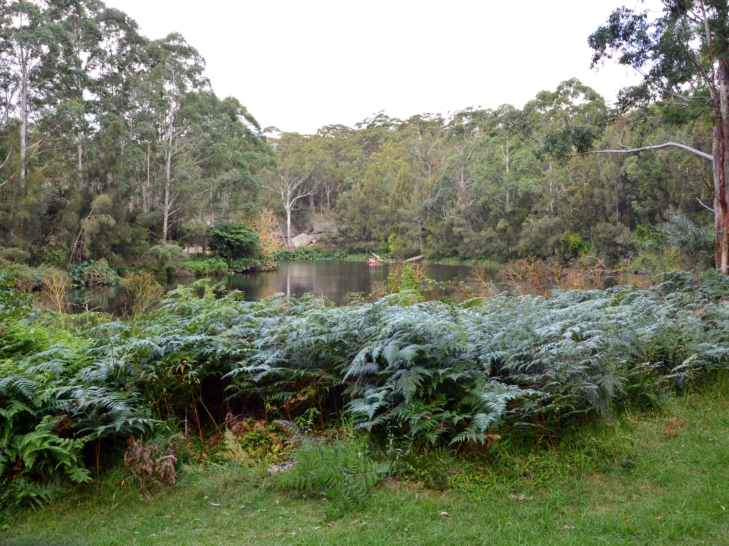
[
  {"xmin": 208, "ymin": 222, "xmax": 260, "ymax": 260},
  {"xmin": 0, "ymin": 0, "xmax": 57, "ymax": 185},
  {"xmin": 587, "ymin": 1, "xmax": 729, "ymax": 272},
  {"xmin": 262, "ymin": 133, "xmax": 319, "ymax": 248},
  {"xmin": 131, "ymin": 33, "xmax": 206, "ymax": 242}
]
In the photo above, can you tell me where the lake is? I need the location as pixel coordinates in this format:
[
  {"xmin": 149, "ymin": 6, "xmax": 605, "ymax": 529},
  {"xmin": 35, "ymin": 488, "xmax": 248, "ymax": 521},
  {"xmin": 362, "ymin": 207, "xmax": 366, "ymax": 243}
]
[{"xmin": 70, "ymin": 260, "xmax": 477, "ymax": 314}]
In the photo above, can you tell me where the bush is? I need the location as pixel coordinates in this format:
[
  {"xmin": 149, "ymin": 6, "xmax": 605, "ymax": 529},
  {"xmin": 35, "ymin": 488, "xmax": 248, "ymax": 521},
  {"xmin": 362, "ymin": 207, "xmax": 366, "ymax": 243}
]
[
  {"xmin": 3, "ymin": 267, "xmax": 729, "ymax": 509},
  {"xmin": 121, "ymin": 272, "xmax": 164, "ymax": 318},
  {"xmin": 656, "ymin": 210, "xmax": 714, "ymax": 270},
  {"xmin": 208, "ymin": 223, "xmax": 260, "ymax": 260},
  {"xmin": 558, "ymin": 231, "xmax": 591, "ymax": 261},
  {"xmin": 123, "ymin": 437, "xmax": 178, "ymax": 491},
  {"xmin": 67, "ymin": 259, "xmax": 120, "ymax": 287},
  {"xmin": 146, "ymin": 244, "xmax": 187, "ymax": 266},
  {"xmin": 41, "ymin": 268, "xmax": 72, "ymax": 315},
  {"xmin": 173, "ymin": 257, "xmax": 229, "ymax": 277}
]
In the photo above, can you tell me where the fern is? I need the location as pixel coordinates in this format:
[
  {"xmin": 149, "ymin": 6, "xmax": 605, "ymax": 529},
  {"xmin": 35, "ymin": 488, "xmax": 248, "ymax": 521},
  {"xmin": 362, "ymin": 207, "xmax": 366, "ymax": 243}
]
[{"xmin": 275, "ymin": 436, "xmax": 390, "ymax": 518}]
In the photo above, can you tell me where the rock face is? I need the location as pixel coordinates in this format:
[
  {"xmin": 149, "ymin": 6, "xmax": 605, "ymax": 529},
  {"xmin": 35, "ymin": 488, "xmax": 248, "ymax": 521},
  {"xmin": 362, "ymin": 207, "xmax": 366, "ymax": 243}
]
[
  {"xmin": 282, "ymin": 217, "xmax": 337, "ymax": 247},
  {"xmin": 312, "ymin": 219, "xmax": 338, "ymax": 235},
  {"xmin": 292, "ymin": 233, "xmax": 317, "ymax": 247}
]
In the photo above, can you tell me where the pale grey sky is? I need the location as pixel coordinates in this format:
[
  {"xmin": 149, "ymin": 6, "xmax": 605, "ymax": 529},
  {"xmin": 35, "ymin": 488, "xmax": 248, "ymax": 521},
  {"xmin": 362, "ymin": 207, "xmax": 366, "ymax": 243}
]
[{"xmin": 105, "ymin": 0, "xmax": 657, "ymax": 134}]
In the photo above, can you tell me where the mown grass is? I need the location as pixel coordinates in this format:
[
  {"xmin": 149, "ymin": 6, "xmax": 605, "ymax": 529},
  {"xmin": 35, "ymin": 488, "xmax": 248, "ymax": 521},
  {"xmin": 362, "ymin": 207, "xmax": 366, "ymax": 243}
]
[{"xmin": 4, "ymin": 380, "xmax": 729, "ymax": 546}]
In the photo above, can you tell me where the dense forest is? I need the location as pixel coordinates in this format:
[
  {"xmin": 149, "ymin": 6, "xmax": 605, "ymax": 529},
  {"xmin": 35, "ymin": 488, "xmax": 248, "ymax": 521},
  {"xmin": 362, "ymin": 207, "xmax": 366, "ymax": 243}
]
[{"xmin": 0, "ymin": 0, "xmax": 721, "ymax": 273}]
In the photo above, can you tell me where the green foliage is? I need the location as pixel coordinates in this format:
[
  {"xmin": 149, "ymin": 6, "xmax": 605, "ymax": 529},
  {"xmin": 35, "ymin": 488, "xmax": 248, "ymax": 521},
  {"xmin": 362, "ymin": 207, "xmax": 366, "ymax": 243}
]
[
  {"xmin": 275, "ymin": 247, "xmax": 350, "ymax": 261},
  {"xmin": 175, "ymin": 256, "xmax": 230, "ymax": 277},
  {"xmin": 146, "ymin": 245, "xmax": 188, "ymax": 266},
  {"xmin": 275, "ymin": 435, "xmax": 390, "ymax": 518},
  {"xmin": 557, "ymin": 231, "xmax": 591, "ymax": 261},
  {"xmin": 0, "ymin": 271, "xmax": 33, "ymax": 320},
  {"xmin": 0, "ymin": 275, "xmax": 155, "ymax": 510},
  {"xmin": 0, "ymin": 261, "xmax": 54, "ymax": 291},
  {"xmin": 3, "ymin": 264, "xmax": 729, "ymax": 510},
  {"xmin": 67, "ymin": 259, "xmax": 120, "ymax": 287},
  {"xmin": 10, "ymin": 382, "xmax": 729, "ymax": 544},
  {"xmin": 655, "ymin": 210, "xmax": 714, "ymax": 270},
  {"xmin": 208, "ymin": 224, "xmax": 261, "ymax": 260}
]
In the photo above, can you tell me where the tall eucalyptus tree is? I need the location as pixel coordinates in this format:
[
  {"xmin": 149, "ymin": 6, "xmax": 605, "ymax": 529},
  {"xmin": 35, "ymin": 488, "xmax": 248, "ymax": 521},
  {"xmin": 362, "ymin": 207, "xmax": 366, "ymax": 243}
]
[
  {"xmin": 130, "ymin": 33, "xmax": 206, "ymax": 241},
  {"xmin": 587, "ymin": 0, "xmax": 728, "ymax": 272}
]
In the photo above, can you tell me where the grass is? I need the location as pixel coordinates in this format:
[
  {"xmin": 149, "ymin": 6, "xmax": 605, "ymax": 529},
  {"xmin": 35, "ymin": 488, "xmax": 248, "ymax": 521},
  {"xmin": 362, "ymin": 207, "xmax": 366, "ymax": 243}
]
[{"xmin": 4, "ymin": 381, "xmax": 729, "ymax": 545}]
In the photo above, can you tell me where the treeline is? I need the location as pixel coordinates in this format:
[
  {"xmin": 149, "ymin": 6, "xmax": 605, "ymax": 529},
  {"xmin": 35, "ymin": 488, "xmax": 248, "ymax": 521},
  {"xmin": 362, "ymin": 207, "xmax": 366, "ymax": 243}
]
[
  {"xmin": 0, "ymin": 1, "xmax": 716, "ymax": 270},
  {"xmin": 269, "ymin": 81, "xmax": 714, "ymax": 266}
]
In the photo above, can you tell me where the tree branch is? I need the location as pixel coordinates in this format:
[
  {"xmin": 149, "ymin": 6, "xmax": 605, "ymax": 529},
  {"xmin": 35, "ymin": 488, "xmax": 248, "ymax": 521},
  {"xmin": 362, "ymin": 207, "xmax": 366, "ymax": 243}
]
[
  {"xmin": 696, "ymin": 197, "xmax": 715, "ymax": 212},
  {"xmin": 570, "ymin": 142, "xmax": 712, "ymax": 162}
]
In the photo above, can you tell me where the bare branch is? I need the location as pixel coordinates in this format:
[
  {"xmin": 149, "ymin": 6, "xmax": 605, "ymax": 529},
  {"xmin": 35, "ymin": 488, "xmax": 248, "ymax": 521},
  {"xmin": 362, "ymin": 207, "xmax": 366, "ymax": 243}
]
[
  {"xmin": 570, "ymin": 142, "xmax": 712, "ymax": 162},
  {"xmin": 696, "ymin": 197, "xmax": 715, "ymax": 212}
]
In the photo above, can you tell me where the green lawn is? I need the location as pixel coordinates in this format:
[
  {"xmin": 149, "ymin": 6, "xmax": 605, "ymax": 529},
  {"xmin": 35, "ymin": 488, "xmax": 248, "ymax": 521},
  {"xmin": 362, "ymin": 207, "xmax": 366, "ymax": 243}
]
[{"xmin": 4, "ymin": 384, "xmax": 729, "ymax": 546}]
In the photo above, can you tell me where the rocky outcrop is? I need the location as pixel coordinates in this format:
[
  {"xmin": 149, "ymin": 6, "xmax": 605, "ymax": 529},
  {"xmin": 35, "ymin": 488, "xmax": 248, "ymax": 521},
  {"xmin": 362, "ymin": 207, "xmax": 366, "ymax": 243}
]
[
  {"xmin": 312, "ymin": 219, "xmax": 338, "ymax": 235},
  {"xmin": 292, "ymin": 233, "xmax": 317, "ymax": 247},
  {"xmin": 282, "ymin": 217, "xmax": 339, "ymax": 247}
]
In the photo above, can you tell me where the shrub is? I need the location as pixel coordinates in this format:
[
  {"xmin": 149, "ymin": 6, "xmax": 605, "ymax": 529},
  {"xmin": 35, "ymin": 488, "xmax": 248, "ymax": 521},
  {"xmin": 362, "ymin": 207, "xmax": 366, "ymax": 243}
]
[
  {"xmin": 146, "ymin": 244, "xmax": 187, "ymax": 266},
  {"xmin": 558, "ymin": 231, "xmax": 591, "ymax": 261},
  {"xmin": 208, "ymin": 223, "xmax": 260, "ymax": 260},
  {"xmin": 41, "ymin": 268, "xmax": 72, "ymax": 315},
  {"xmin": 656, "ymin": 210, "xmax": 714, "ymax": 270},
  {"xmin": 0, "ymin": 270, "xmax": 33, "ymax": 319},
  {"xmin": 124, "ymin": 438, "xmax": 178, "ymax": 491},
  {"xmin": 67, "ymin": 259, "xmax": 120, "ymax": 287},
  {"xmin": 121, "ymin": 272, "xmax": 164, "ymax": 318},
  {"xmin": 3, "ymin": 267, "xmax": 729, "ymax": 510},
  {"xmin": 252, "ymin": 209, "xmax": 283, "ymax": 260}
]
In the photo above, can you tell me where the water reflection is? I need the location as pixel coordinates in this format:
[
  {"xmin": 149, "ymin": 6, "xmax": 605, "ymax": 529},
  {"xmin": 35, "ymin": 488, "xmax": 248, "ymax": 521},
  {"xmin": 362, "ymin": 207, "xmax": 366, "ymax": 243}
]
[{"xmin": 71, "ymin": 261, "xmax": 476, "ymax": 314}]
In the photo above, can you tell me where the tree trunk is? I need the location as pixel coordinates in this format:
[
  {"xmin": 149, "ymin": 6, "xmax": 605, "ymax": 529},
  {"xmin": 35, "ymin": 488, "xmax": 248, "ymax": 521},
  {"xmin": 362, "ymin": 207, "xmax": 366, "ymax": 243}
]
[
  {"xmin": 163, "ymin": 180, "xmax": 170, "ymax": 242},
  {"xmin": 309, "ymin": 193, "xmax": 315, "ymax": 212},
  {"xmin": 145, "ymin": 144, "xmax": 150, "ymax": 213},
  {"xmin": 716, "ymin": 60, "xmax": 729, "ymax": 273},
  {"xmin": 162, "ymin": 107, "xmax": 175, "ymax": 242},
  {"xmin": 162, "ymin": 144, "xmax": 172, "ymax": 242},
  {"xmin": 19, "ymin": 57, "xmax": 28, "ymax": 186},
  {"xmin": 77, "ymin": 132, "xmax": 83, "ymax": 190},
  {"xmin": 286, "ymin": 208, "xmax": 292, "ymax": 249}
]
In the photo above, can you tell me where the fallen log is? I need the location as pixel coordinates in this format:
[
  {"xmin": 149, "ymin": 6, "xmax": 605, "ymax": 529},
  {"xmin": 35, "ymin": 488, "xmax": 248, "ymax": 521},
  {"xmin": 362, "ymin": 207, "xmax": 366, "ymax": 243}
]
[{"xmin": 404, "ymin": 255, "xmax": 424, "ymax": 263}]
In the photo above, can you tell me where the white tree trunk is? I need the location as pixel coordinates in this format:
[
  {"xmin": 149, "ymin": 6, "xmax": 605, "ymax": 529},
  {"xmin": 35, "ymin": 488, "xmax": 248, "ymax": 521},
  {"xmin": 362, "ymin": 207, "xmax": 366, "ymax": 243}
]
[
  {"xmin": 145, "ymin": 145, "xmax": 150, "ymax": 213},
  {"xmin": 163, "ymin": 180, "xmax": 170, "ymax": 242},
  {"xmin": 19, "ymin": 56, "xmax": 28, "ymax": 186}
]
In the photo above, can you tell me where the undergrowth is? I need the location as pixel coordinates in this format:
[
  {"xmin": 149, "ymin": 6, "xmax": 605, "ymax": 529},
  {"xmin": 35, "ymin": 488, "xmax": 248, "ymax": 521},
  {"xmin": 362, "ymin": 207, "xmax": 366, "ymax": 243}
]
[{"xmin": 2, "ymin": 267, "xmax": 729, "ymax": 511}]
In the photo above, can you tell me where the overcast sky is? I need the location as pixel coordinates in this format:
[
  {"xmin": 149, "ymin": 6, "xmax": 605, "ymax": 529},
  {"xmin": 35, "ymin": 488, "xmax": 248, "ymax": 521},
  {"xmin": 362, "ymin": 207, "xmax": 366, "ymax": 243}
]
[{"xmin": 105, "ymin": 0, "xmax": 659, "ymax": 134}]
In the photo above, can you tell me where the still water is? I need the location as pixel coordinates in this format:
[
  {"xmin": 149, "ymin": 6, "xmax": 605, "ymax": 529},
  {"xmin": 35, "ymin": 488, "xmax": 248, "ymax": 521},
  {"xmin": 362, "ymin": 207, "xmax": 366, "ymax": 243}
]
[{"xmin": 71, "ymin": 260, "xmax": 475, "ymax": 314}]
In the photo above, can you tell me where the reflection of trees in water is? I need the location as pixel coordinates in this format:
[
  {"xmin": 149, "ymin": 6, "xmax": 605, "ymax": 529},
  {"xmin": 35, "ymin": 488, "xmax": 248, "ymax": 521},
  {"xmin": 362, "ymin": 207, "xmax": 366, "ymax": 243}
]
[
  {"xmin": 69, "ymin": 285, "xmax": 124, "ymax": 315},
  {"xmin": 69, "ymin": 262, "xmax": 476, "ymax": 314},
  {"xmin": 226, "ymin": 262, "xmax": 394, "ymax": 302}
]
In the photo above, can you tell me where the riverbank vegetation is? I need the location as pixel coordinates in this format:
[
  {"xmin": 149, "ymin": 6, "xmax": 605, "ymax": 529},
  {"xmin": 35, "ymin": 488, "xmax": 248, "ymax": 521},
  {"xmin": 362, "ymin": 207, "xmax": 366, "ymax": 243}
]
[{"xmin": 2, "ymin": 265, "xmax": 729, "ymax": 520}]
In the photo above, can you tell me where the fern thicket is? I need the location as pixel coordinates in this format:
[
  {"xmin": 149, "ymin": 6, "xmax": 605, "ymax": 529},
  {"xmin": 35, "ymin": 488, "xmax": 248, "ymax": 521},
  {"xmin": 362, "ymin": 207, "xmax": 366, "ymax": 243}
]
[{"xmin": 2, "ymin": 269, "xmax": 729, "ymax": 507}]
